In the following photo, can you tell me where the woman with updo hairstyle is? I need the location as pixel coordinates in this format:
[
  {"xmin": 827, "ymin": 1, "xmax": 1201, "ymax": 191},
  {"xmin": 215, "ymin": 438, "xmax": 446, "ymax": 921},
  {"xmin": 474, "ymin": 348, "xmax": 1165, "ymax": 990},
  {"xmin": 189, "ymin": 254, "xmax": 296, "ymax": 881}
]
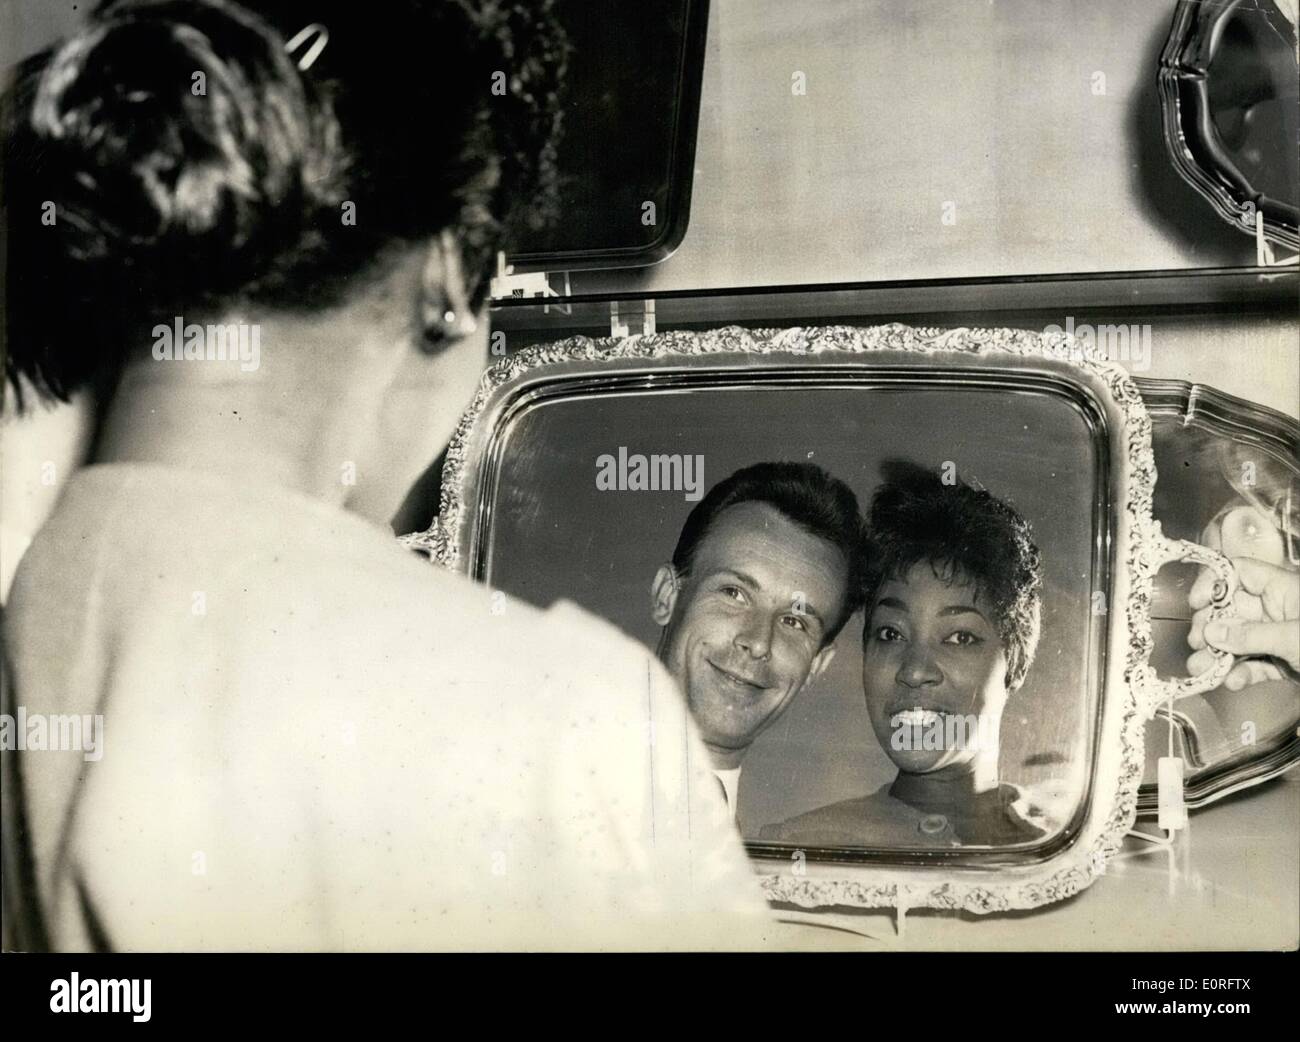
[{"xmin": 1, "ymin": 0, "xmax": 767, "ymax": 950}]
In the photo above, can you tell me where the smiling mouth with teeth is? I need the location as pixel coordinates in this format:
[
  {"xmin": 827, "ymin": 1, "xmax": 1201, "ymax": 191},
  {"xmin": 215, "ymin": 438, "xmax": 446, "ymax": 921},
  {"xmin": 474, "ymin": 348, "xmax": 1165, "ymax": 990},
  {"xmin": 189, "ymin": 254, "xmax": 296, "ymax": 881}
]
[
  {"xmin": 890, "ymin": 707, "xmax": 946, "ymax": 728},
  {"xmin": 710, "ymin": 661, "xmax": 763, "ymax": 690}
]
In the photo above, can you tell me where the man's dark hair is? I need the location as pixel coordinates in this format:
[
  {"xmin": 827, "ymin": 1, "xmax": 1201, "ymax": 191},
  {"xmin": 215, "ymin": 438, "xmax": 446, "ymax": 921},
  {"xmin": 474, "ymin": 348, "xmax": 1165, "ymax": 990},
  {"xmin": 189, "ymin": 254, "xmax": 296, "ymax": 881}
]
[
  {"xmin": 861, "ymin": 460, "xmax": 1043, "ymax": 690},
  {"xmin": 3, "ymin": 0, "xmax": 569, "ymax": 408},
  {"xmin": 670, "ymin": 461, "xmax": 864, "ymax": 646}
]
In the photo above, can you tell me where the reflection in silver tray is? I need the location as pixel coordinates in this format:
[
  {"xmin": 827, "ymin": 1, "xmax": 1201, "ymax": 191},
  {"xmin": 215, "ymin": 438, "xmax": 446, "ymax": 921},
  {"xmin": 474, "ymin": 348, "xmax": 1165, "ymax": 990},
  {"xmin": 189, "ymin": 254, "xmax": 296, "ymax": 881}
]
[
  {"xmin": 1136, "ymin": 379, "xmax": 1300, "ymax": 811},
  {"xmin": 404, "ymin": 325, "xmax": 1242, "ymax": 913}
]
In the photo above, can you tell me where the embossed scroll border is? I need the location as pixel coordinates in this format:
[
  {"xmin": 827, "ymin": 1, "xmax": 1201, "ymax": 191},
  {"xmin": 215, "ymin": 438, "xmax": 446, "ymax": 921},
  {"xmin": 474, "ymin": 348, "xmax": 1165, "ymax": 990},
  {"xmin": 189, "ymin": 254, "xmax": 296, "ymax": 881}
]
[{"xmin": 402, "ymin": 323, "xmax": 1171, "ymax": 915}]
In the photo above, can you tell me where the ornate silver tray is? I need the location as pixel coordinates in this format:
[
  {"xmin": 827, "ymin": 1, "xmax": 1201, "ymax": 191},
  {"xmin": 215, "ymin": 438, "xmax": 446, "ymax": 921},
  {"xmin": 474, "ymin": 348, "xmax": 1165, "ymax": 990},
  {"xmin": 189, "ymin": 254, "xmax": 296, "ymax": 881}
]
[
  {"xmin": 1135, "ymin": 379, "xmax": 1299, "ymax": 811},
  {"xmin": 1159, "ymin": 0, "xmax": 1300, "ymax": 251},
  {"xmin": 404, "ymin": 324, "xmax": 1245, "ymax": 914}
]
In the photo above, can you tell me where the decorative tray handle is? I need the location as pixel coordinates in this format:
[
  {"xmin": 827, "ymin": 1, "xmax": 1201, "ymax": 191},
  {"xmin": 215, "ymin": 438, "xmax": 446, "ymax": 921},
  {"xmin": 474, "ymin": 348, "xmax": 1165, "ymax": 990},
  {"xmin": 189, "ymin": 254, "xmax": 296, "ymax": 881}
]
[{"xmin": 1142, "ymin": 535, "xmax": 1238, "ymax": 706}]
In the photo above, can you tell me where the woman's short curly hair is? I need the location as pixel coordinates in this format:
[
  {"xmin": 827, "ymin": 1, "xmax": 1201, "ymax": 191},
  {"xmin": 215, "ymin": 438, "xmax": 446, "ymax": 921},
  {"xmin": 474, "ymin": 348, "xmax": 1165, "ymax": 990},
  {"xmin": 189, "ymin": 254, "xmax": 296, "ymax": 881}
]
[
  {"xmin": 3, "ymin": 0, "xmax": 569, "ymax": 407},
  {"xmin": 861, "ymin": 460, "xmax": 1043, "ymax": 691}
]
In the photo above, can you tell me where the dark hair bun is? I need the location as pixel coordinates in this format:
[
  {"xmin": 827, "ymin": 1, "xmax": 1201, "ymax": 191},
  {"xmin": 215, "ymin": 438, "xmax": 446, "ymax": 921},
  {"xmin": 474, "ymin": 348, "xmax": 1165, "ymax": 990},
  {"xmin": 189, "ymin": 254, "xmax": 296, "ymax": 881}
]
[
  {"xmin": 23, "ymin": 1, "xmax": 341, "ymax": 279},
  {"xmin": 4, "ymin": 0, "xmax": 569, "ymax": 407}
]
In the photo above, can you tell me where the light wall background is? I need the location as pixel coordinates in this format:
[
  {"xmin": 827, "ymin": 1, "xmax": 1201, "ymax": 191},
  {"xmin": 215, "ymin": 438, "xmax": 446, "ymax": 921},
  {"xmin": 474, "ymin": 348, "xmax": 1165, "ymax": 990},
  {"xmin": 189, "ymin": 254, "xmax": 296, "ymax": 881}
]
[{"xmin": 571, "ymin": 0, "xmax": 1261, "ymax": 294}]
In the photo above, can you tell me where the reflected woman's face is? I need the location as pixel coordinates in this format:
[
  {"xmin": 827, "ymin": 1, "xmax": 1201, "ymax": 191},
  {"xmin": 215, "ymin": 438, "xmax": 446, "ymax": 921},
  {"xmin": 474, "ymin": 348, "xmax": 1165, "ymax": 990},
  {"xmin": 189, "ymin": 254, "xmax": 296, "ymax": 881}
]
[{"xmin": 862, "ymin": 563, "xmax": 1009, "ymax": 775}]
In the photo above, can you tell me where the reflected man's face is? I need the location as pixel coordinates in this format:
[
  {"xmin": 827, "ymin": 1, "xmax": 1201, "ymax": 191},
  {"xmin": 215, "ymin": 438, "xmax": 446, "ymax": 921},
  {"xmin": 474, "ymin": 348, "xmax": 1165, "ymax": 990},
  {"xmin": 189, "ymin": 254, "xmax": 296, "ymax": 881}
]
[
  {"xmin": 652, "ymin": 502, "xmax": 848, "ymax": 769},
  {"xmin": 862, "ymin": 563, "xmax": 1010, "ymax": 775}
]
